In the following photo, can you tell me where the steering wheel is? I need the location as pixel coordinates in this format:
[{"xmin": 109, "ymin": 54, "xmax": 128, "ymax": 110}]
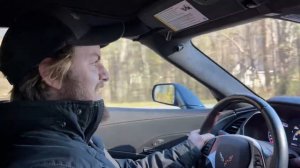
[{"xmin": 199, "ymin": 94, "xmax": 289, "ymax": 168}]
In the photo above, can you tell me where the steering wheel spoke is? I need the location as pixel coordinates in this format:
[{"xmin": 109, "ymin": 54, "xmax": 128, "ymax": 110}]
[{"xmin": 200, "ymin": 135, "xmax": 267, "ymax": 168}]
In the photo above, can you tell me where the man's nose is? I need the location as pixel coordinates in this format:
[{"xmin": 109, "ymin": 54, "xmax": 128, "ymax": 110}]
[{"xmin": 99, "ymin": 64, "xmax": 109, "ymax": 82}]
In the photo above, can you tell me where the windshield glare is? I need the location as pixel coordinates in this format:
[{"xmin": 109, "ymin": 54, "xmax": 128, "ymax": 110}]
[{"xmin": 193, "ymin": 19, "xmax": 300, "ymax": 99}]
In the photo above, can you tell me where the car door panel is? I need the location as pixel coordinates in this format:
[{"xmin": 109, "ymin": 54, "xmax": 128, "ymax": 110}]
[{"xmin": 96, "ymin": 107, "xmax": 210, "ymax": 159}]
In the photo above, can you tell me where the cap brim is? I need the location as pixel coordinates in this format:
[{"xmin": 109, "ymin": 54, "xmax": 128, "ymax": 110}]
[{"xmin": 70, "ymin": 23, "xmax": 125, "ymax": 47}]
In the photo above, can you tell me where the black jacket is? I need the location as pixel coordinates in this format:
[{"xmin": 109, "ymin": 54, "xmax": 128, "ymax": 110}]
[{"xmin": 0, "ymin": 100, "xmax": 200, "ymax": 168}]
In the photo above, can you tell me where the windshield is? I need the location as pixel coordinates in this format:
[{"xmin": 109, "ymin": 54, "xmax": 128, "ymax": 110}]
[{"xmin": 193, "ymin": 19, "xmax": 300, "ymax": 99}]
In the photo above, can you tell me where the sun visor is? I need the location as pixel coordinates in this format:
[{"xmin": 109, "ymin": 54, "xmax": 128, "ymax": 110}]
[{"xmin": 139, "ymin": 0, "xmax": 248, "ymax": 32}]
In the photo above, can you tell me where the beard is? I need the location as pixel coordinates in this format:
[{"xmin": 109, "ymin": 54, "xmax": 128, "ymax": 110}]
[
  {"xmin": 60, "ymin": 70, "xmax": 102, "ymax": 100},
  {"xmin": 59, "ymin": 71, "xmax": 110, "ymax": 122}
]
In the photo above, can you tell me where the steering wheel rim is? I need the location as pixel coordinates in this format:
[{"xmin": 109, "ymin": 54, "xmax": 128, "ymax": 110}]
[{"xmin": 200, "ymin": 94, "xmax": 288, "ymax": 168}]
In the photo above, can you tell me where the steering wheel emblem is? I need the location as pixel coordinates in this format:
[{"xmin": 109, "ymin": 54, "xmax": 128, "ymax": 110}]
[{"xmin": 219, "ymin": 152, "xmax": 234, "ymax": 167}]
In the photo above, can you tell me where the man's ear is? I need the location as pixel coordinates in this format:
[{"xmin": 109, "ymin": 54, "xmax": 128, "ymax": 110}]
[{"xmin": 38, "ymin": 57, "xmax": 62, "ymax": 90}]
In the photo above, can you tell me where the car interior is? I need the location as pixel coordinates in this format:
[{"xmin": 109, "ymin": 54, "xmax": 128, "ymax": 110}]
[{"xmin": 1, "ymin": 0, "xmax": 300, "ymax": 167}]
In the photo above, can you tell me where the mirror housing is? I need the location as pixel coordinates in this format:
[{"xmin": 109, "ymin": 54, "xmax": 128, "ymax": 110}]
[{"xmin": 152, "ymin": 83, "xmax": 205, "ymax": 109}]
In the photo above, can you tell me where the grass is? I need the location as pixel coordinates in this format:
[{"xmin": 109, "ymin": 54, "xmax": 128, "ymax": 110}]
[
  {"xmin": 106, "ymin": 99, "xmax": 216, "ymax": 108},
  {"xmin": 106, "ymin": 101, "xmax": 174, "ymax": 108}
]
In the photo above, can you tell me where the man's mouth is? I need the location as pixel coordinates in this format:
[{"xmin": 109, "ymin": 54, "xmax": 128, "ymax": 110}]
[
  {"xmin": 96, "ymin": 82, "xmax": 104, "ymax": 90},
  {"xmin": 95, "ymin": 82, "xmax": 104, "ymax": 99}
]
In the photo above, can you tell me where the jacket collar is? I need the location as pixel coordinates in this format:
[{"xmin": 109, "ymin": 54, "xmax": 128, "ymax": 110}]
[{"xmin": 0, "ymin": 100, "xmax": 104, "ymax": 142}]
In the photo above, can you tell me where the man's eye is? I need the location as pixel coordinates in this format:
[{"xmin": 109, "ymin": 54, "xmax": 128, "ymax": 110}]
[{"xmin": 91, "ymin": 60, "xmax": 99, "ymax": 65}]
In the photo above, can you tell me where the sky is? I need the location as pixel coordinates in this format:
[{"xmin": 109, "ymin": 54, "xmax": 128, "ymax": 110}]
[{"xmin": 0, "ymin": 28, "xmax": 7, "ymax": 38}]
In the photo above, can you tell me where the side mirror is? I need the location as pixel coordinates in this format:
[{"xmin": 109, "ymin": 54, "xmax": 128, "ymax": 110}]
[
  {"xmin": 152, "ymin": 84, "xmax": 175, "ymax": 105},
  {"xmin": 152, "ymin": 83, "xmax": 205, "ymax": 109}
]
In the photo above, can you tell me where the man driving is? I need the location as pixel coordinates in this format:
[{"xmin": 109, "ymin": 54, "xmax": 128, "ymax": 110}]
[{"xmin": 0, "ymin": 7, "xmax": 214, "ymax": 168}]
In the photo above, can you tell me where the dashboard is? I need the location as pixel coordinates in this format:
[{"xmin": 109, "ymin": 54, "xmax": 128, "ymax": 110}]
[
  {"xmin": 227, "ymin": 96, "xmax": 300, "ymax": 153},
  {"xmin": 287, "ymin": 120, "xmax": 300, "ymax": 149},
  {"xmin": 243, "ymin": 113, "xmax": 300, "ymax": 152}
]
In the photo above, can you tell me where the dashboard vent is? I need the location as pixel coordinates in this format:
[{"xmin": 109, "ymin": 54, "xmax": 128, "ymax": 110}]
[{"xmin": 225, "ymin": 118, "xmax": 246, "ymax": 134}]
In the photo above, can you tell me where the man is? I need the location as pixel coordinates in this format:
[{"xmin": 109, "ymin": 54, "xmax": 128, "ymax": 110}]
[{"xmin": 0, "ymin": 7, "xmax": 214, "ymax": 168}]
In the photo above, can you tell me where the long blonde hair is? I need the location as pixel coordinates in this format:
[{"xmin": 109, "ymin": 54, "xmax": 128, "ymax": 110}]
[{"xmin": 11, "ymin": 46, "xmax": 73, "ymax": 101}]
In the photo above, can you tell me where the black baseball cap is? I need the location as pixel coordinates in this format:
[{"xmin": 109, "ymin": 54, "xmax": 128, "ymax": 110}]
[{"xmin": 0, "ymin": 7, "xmax": 124, "ymax": 85}]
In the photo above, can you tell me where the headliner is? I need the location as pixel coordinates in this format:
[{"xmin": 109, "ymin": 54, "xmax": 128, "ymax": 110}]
[{"xmin": 0, "ymin": 0, "xmax": 300, "ymax": 40}]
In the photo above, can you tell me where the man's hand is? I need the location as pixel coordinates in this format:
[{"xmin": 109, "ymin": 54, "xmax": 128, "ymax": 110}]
[{"xmin": 188, "ymin": 129, "xmax": 215, "ymax": 150}]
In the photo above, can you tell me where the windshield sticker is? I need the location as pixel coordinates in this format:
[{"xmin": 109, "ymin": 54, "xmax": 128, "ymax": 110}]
[
  {"xmin": 281, "ymin": 14, "xmax": 300, "ymax": 23},
  {"xmin": 154, "ymin": 0, "xmax": 209, "ymax": 32}
]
